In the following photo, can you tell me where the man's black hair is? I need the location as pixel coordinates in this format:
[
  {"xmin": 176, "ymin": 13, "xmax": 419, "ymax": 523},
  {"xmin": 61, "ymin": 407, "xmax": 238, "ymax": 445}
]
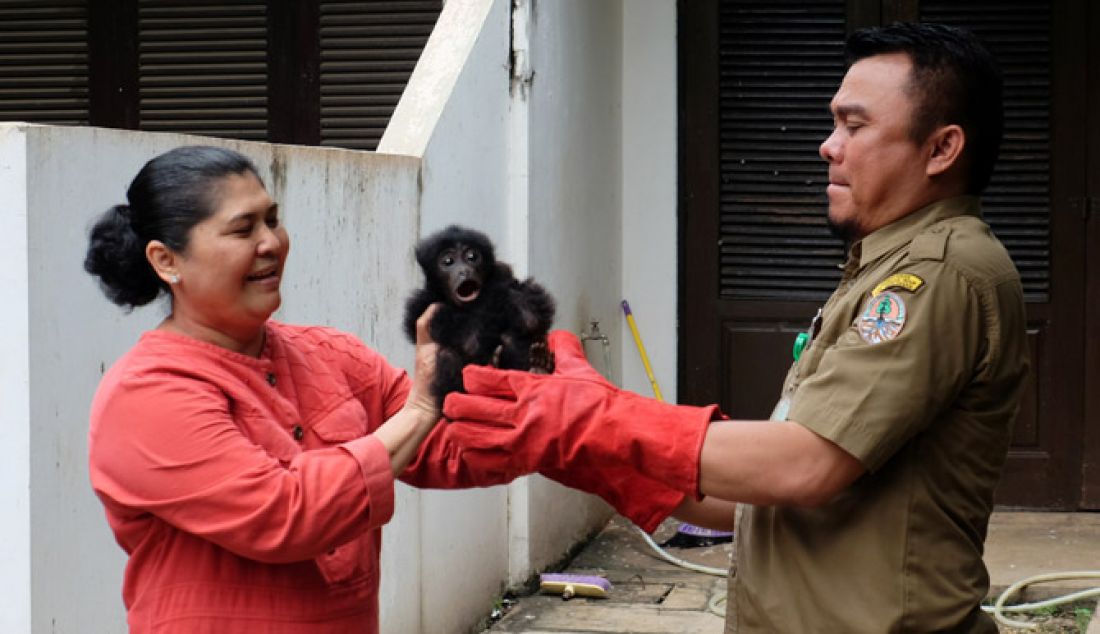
[{"xmin": 846, "ymin": 22, "xmax": 1004, "ymax": 194}]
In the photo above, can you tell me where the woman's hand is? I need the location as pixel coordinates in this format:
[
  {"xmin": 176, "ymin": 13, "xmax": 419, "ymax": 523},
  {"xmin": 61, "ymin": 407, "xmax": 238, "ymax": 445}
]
[
  {"xmin": 402, "ymin": 303, "xmax": 441, "ymax": 427},
  {"xmin": 377, "ymin": 304, "xmax": 442, "ymax": 474}
]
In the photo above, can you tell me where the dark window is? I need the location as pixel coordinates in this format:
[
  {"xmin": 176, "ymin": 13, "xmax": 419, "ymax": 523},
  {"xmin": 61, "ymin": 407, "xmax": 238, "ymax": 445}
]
[
  {"xmin": 319, "ymin": 1, "xmax": 440, "ymax": 150},
  {"xmin": 137, "ymin": 2, "xmax": 269, "ymax": 140},
  {"xmin": 0, "ymin": 1, "xmax": 90, "ymax": 126},
  {"xmin": 715, "ymin": 0, "xmax": 1052, "ymax": 301},
  {"xmin": 718, "ymin": 1, "xmax": 847, "ymax": 301},
  {"xmin": 920, "ymin": 2, "xmax": 1051, "ymax": 299},
  {"xmin": 0, "ymin": 0, "xmax": 442, "ymax": 150}
]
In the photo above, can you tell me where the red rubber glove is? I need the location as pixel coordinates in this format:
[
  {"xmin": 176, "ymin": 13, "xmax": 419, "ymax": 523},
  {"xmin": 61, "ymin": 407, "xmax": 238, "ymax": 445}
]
[
  {"xmin": 403, "ymin": 413, "xmax": 685, "ymax": 531},
  {"xmin": 442, "ymin": 331, "xmax": 719, "ymax": 514},
  {"xmin": 404, "ymin": 424, "xmax": 682, "ymax": 531},
  {"xmin": 538, "ymin": 463, "xmax": 686, "ymax": 533},
  {"xmin": 400, "ymin": 419, "xmax": 523, "ymax": 489}
]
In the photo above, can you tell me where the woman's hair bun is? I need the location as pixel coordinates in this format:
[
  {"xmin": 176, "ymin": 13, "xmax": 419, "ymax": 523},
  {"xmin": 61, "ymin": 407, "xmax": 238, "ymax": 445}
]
[
  {"xmin": 83, "ymin": 204, "xmax": 164, "ymax": 308},
  {"xmin": 84, "ymin": 145, "xmax": 261, "ymax": 310}
]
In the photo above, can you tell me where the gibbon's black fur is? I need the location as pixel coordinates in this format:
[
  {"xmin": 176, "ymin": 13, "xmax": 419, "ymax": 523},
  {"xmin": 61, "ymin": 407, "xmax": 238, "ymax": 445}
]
[{"xmin": 403, "ymin": 225, "xmax": 556, "ymax": 405}]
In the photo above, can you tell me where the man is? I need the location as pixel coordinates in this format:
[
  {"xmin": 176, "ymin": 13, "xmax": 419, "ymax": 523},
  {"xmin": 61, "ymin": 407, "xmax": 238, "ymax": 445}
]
[{"xmin": 433, "ymin": 22, "xmax": 1028, "ymax": 633}]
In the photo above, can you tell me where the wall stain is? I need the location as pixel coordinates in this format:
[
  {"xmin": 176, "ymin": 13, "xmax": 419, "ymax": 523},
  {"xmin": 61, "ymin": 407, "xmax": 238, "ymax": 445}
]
[{"xmin": 268, "ymin": 151, "xmax": 287, "ymax": 199}]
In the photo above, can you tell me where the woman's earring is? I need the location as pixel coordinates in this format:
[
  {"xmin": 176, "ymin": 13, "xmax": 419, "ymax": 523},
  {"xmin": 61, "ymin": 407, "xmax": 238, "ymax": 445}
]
[{"xmin": 169, "ymin": 274, "xmax": 180, "ymax": 285}]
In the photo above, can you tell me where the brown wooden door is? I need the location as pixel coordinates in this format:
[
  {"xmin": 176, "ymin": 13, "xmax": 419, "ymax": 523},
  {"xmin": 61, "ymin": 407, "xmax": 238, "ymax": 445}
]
[
  {"xmin": 1083, "ymin": 1, "xmax": 1100, "ymax": 508},
  {"xmin": 679, "ymin": 0, "xmax": 1094, "ymax": 509}
]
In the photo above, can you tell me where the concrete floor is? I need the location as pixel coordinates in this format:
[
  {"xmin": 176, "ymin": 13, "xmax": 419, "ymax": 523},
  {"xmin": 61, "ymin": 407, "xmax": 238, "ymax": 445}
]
[{"xmin": 483, "ymin": 511, "xmax": 1100, "ymax": 633}]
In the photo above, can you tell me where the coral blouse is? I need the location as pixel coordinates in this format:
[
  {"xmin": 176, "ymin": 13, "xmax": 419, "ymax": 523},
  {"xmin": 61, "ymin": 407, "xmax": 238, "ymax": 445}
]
[{"xmin": 89, "ymin": 321, "xmax": 439, "ymax": 633}]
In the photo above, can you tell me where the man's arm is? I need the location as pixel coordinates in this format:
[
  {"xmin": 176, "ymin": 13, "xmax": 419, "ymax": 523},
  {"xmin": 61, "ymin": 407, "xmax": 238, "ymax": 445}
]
[
  {"xmin": 696, "ymin": 420, "xmax": 865, "ymax": 507},
  {"xmin": 671, "ymin": 495, "xmax": 739, "ymax": 531},
  {"xmin": 672, "ymin": 419, "xmax": 864, "ymax": 528}
]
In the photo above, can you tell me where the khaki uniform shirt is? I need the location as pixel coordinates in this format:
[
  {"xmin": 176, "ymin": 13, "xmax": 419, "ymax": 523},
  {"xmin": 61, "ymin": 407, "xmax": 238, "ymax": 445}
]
[{"xmin": 728, "ymin": 196, "xmax": 1029, "ymax": 633}]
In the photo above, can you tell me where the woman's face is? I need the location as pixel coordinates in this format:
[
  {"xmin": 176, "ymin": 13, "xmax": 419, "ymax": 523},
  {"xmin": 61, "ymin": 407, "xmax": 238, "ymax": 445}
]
[{"xmin": 170, "ymin": 171, "xmax": 289, "ymax": 337}]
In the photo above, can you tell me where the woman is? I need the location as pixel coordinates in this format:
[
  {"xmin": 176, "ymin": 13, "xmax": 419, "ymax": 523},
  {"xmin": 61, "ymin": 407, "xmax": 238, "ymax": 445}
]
[{"xmin": 84, "ymin": 145, "xmax": 467, "ymax": 632}]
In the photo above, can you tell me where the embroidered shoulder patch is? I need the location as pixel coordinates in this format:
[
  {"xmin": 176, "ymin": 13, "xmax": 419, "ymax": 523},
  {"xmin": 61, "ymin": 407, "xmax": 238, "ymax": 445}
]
[
  {"xmin": 872, "ymin": 273, "xmax": 924, "ymax": 296},
  {"xmin": 857, "ymin": 291, "xmax": 907, "ymax": 344}
]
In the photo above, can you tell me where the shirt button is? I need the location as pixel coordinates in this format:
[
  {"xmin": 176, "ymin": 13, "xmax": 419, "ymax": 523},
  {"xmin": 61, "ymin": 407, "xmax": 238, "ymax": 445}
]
[
  {"xmin": 292, "ymin": 425, "xmax": 304, "ymax": 441},
  {"xmin": 266, "ymin": 372, "xmax": 277, "ymax": 386}
]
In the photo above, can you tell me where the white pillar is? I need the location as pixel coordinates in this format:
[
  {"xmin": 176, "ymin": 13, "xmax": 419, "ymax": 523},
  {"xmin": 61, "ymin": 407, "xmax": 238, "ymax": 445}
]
[{"xmin": 0, "ymin": 125, "xmax": 32, "ymax": 634}]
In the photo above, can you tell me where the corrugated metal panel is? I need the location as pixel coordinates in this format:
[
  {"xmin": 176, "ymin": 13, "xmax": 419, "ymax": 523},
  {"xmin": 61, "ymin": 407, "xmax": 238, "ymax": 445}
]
[
  {"xmin": 137, "ymin": 1, "xmax": 268, "ymax": 140},
  {"xmin": 0, "ymin": 0, "xmax": 89, "ymax": 125},
  {"xmin": 718, "ymin": 1, "xmax": 847, "ymax": 301},
  {"xmin": 921, "ymin": 2, "xmax": 1051, "ymax": 301},
  {"xmin": 319, "ymin": 0, "xmax": 441, "ymax": 151}
]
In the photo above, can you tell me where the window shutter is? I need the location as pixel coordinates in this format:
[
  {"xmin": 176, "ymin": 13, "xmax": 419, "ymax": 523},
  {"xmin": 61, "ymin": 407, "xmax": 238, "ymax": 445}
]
[
  {"xmin": 0, "ymin": 1, "xmax": 89, "ymax": 125},
  {"xmin": 319, "ymin": 0, "xmax": 441, "ymax": 151},
  {"xmin": 137, "ymin": 1, "xmax": 268, "ymax": 141},
  {"xmin": 718, "ymin": 1, "xmax": 848, "ymax": 301},
  {"xmin": 919, "ymin": 2, "xmax": 1051, "ymax": 301}
]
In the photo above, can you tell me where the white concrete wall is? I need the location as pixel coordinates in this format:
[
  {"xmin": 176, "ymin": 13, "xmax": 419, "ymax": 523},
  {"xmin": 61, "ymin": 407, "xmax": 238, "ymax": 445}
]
[
  {"xmin": 0, "ymin": 124, "xmax": 32, "ymax": 634},
  {"xmin": 3, "ymin": 123, "xmax": 428, "ymax": 632},
  {"xmin": 380, "ymin": 0, "xmax": 614, "ymax": 625},
  {"xmin": 621, "ymin": 1, "xmax": 678, "ymax": 403},
  {"xmin": 521, "ymin": 0, "xmax": 631, "ymax": 574},
  {"xmin": 381, "ymin": 0, "xmax": 681, "ymax": 607},
  {"xmin": 380, "ymin": 2, "xmax": 518, "ymax": 631}
]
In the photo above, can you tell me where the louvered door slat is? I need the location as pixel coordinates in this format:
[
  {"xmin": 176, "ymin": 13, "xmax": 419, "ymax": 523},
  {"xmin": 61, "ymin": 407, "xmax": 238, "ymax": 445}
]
[
  {"xmin": 319, "ymin": 0, "xmax": 441, "ymax": 151},
  {"xmin": 138, "ymin": 1, "xmax": 268, "ymax": 141},
  {"xmin": 720, "ymin": 1, "xmax": 1052, "ymax": 302},
  {"xmin": 922, "ymin": 2, "xmax": 1052, "ymax": 300},
  {"xmin": 0, "ymin": 0, "xmax": 88, "ymax": 125},
  {"xmin": 718, "ymin": 1, "xmax": 847, "ymax": 301}
]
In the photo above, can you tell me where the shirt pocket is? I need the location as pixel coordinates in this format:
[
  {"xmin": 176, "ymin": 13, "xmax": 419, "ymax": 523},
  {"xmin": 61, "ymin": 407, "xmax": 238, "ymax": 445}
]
[
  {"xmin": 309, "ymin": 397, "xmax": 369, "ymax": 444},
  {"xmin": 798, "ymin": 340, "xmax": 828, "ymax": 377}
]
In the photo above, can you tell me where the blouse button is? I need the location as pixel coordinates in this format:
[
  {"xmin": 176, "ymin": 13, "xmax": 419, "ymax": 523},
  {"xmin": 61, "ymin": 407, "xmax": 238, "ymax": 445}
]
[
  {"xmin": 292, "ymin": 425, "xmax": 304, "ymax": 441},
  {"xmin": 266, "ymin": 372, "xmax": 277, "ymax": 386}
]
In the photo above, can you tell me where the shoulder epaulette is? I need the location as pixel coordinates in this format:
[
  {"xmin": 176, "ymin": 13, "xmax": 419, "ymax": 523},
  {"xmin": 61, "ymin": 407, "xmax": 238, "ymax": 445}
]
[{"xmin": 908, "ymin": 223, "xmax": 951, "ymax": 262}]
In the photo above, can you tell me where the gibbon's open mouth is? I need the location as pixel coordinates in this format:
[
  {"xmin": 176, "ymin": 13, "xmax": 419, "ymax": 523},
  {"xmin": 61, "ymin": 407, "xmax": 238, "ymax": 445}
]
[{"xmin": 455, "ymin": 280, "xmax": 481, "ymax": 302}]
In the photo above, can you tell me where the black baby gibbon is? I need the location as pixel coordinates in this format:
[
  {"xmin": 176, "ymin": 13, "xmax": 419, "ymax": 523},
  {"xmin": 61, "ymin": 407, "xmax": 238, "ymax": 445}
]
[{"xmin": 403, "ymin": 225, "xmax": 556, "ymax": 405}]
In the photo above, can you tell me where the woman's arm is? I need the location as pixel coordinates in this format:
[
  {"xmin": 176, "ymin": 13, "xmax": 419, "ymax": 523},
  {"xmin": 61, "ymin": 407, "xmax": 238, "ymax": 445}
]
[
  {"xmin": 89, "ymin": 309, "xmax": 444, "ymax": 564},
  {"xmin": 373, "ymin": 305, "xmax": 441, "ymax": 474}
]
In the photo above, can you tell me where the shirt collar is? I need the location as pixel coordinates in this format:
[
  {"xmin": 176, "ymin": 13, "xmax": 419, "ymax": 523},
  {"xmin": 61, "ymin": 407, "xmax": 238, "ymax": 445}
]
[{"xmin": 853, "ymin": 195, "xmax": 982, "ymax": 268}]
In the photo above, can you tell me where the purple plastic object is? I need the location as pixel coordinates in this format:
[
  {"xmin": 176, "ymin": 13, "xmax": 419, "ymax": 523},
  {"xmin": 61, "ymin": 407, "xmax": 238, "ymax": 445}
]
[
  {"xmin": 539, "ymin": 573, "xmax": 612, "ymax": 599},
  {"xmin": 676, "ymin": 523, "xmax": 733, "ymax": 538},
  {"xmin": 540, "ymin": 574, "xmax": 612, "ymax": 590}
]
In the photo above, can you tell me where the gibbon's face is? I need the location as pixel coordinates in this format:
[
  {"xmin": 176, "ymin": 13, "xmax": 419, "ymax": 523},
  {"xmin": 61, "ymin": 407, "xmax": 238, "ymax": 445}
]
[
  {"xmin": 170, "ymin": 172, "xmax": 290, "ymax": 336},
  {"xmin": 436, "ymin": 242, "xmax": 485, "ymax": 305}
]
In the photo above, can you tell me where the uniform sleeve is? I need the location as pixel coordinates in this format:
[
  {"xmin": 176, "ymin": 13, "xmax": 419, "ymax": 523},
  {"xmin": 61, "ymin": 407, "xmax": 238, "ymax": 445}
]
[
  {"xmin": 787, "ymin": 262, "xmax": 984, "ymax": 471},
  {"xmin": 89, "ymin": 373, "xmax": 394, "ymax": 564}
]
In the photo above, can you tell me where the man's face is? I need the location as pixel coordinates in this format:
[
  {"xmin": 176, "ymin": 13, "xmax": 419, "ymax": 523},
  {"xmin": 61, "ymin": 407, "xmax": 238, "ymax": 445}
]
[{"xmin": 819, "ymin": 53, "xmax": 931, "ymax": 241}]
